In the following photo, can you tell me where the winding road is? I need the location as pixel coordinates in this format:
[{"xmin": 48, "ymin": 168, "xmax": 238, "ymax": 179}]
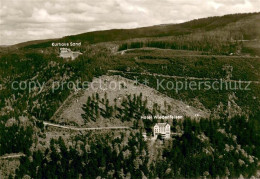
[
  {"xmin": 0, "ymin": 153, "xmax": 25, "ymax": 160},
  {"xmin": 108, "ymin": 70, "xmax": 260, "ymax": 84},
  {"xmin": 43, "ymin": 121, "xmax": 130, "ymax": 131}
]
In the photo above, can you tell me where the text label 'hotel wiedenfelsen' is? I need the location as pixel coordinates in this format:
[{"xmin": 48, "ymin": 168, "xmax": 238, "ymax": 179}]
[{"xmin": 52, "ymin": 42, "xmax": 81, "ymax": 47}]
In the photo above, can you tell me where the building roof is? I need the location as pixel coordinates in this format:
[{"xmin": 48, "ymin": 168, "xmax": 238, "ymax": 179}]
[
  {"xmin": 59, "ymin": 48, "xmax": 82, "ymax": 60},
  {"xmin": 154, "ymin": 123, "xmax": 169, "ymax": 127},
  {"xmin": 60, "ymin": 48, "xmax": 71, "ymax": 52}
]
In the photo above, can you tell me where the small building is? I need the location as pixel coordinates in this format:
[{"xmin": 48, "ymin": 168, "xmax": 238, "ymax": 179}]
[
  {"xmin": 154, "ymin": 123, "xmax": 171, "ymax": 139},
  {"xmin": 142, "ymin": 132, "xmax": 147, "ymax": 141},
  {"xmin": 60, "ymin": 48, "xmax": 82, "ymax": 60}
]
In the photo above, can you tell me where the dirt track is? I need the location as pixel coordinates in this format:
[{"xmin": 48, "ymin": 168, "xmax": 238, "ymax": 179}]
[
  {"xmin": 108, "ymin": 70, "xmax": 260, "ymax": 84},
  {"xmin": 43, "ymin": 121, "xmax": 130, "ymax": 130},
  {"xmin": 0, "ymin": 153, "xmax": 25, "ymax": 160}
]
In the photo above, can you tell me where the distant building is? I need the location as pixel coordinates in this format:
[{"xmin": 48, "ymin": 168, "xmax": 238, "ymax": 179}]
[
  {"xmin": 60, "ymin": 48, "xmax": 82, "ymax": 60},
  {"xmin": 142, "ymin": 132, "xmax": 147, "ymax": 141},
  {"xmin": 154, "ymin": 123, "xmax": 171, "ymax": 139}
]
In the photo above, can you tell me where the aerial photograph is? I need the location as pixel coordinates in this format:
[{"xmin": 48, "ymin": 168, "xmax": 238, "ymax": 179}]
[{"xmin": 0, "ymin": 0, "xmax": 259, "ymax": 178}]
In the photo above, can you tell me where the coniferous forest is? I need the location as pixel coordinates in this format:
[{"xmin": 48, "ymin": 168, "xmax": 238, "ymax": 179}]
[
  {"xmin": 0, "ymin": 12, "xmax": 260, "ymax": 178},
  {"xmin": 12, "ymin": 114, "xmax": 260, "ymax": 178}
]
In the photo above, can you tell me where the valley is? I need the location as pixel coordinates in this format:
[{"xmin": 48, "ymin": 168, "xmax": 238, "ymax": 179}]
[{"xmin": 0, "ymin": 12, "xmax": 260, "ymax": 178}]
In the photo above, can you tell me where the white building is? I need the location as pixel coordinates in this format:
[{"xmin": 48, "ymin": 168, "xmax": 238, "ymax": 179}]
[
  {"xmin": 60, "ymin": 48, "xmax": 82, "ymax": 60},
  {"xmin": 154, "ymin": 123, "xmax": 171, "ymax": 139},
  {"xmin": 142, "ymin": 132, "xmax": 147, "ymax": 141}
]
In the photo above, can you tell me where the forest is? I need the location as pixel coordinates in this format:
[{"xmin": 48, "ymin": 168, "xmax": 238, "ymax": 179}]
[
  {"xmin": 118, "ymin": 32, "xmax": 242, "ymax": 55},
  {"xmin": 21, "ymin": 13, "xmax": 259, "ymax": 49},
  {"xmin": 0, "ymin": 12, "xmax": 259, "ymax": 178},
  {"xmin": 12, "ymin": 114, "xmax": 260, "ymax": 178}
]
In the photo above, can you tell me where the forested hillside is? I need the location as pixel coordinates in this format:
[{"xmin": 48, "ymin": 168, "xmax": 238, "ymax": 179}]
[
  {"xmin": 0, "ymin": 12, "xmax": 259, "ymax": 178},
  {"xmin": 12, "ymin": 115, "xmax": 260, "ymax": 178},
  {"xmin": 14, "ymin": 12, "xmax": 259, "ymax": 49}
]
